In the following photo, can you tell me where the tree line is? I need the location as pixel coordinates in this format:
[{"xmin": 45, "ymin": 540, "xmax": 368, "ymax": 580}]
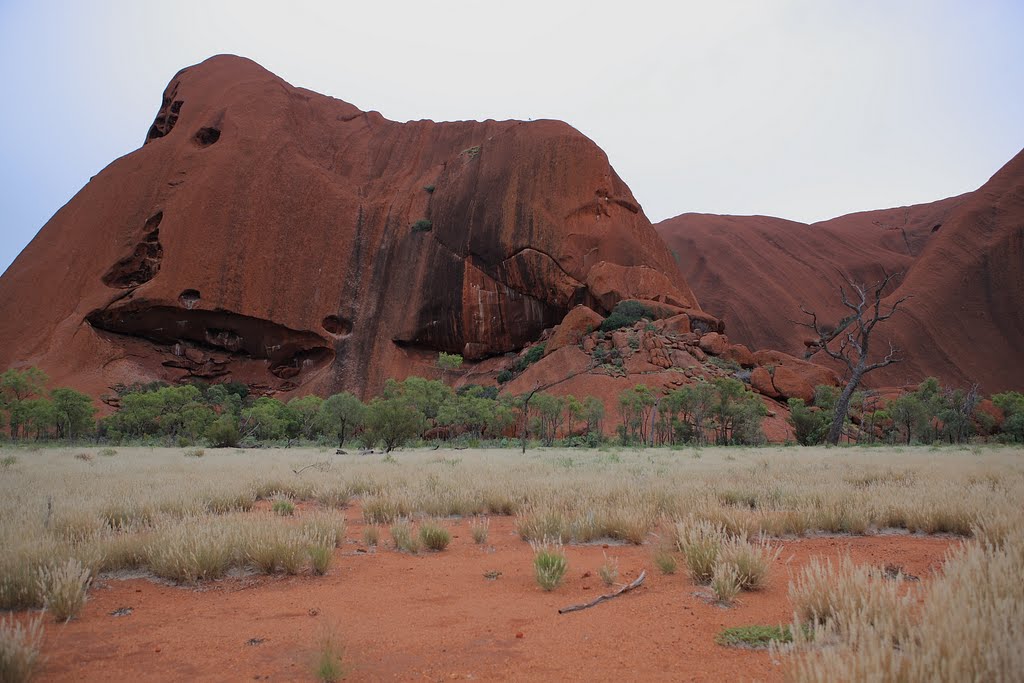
[
  {"xmin": 787, "ymin": 377, "xmax": 1024, "ymax": 445},
  {"xmin": 2, "ymin": 366, "xmax": 1021, "ymax": 449}
]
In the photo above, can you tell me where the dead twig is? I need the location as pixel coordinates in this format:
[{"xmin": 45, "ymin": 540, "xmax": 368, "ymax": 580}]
[
  {"xmin": 292, "ymin": 461, "xmax": 331, "ymax": 475},
  {"xmin": 558, "ymin": 570, "xmax": 646, "ymax": 614}
]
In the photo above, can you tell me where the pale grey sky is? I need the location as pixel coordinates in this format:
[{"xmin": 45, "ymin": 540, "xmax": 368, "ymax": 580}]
[{"xmin": 2, "ymin": 0, "xmax": 1023, "ymax": 275}]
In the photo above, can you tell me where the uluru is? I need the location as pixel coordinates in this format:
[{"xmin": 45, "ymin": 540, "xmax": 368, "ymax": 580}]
[
  {"xmin": 658, "ymin": 148, "xmax": 1024, "ymax": 393},
  {"xmin": 0, "ymin": 55, "xmax": 698, "ymax": 401}
]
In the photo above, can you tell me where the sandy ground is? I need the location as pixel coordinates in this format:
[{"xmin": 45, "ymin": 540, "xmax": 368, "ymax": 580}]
[{"xmin": 32, "ymin": 512, "xmax": 955, "ymax": 682}]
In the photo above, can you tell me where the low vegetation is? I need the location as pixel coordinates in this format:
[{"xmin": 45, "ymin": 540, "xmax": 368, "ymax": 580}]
[
  {"xmin": 775, "ymin": 528, "xmax": 1024, "ymax": 681},
  {"xmin": 531, "ymin": 539, "xmax": 568, "ymax": 591},
  {"xmin": 0, "ymin": 444, "xmax": 1020, "ymax": 679},
  {"xmin": 0, "ymin": 614, "xmax": 44, "ymax": 683},
  {"xmin": 716, "ymin": 624, "xmax": 794, "ymax": 648}
]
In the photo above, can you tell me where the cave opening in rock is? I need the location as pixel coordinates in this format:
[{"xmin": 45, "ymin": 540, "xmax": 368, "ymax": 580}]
[{"xmin": 194, "ymin": 127, "xmax": 221, "ymax": 147}]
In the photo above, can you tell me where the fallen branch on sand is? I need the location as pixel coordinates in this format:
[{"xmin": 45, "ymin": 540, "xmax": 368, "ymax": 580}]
[{"xmin": 558, "ymin": 570, "xmax": 646, "ymax": 614}]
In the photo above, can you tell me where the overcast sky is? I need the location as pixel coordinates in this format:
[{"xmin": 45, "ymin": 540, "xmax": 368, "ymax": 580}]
[{"xmin": 1, "ymin": 0, "xmax": 1022, "ymax": 276}]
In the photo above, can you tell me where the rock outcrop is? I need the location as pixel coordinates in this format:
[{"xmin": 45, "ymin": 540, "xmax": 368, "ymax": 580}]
[
  {"xmin": 0, "ymin": 55, "xmax": 698, "ymax": 400},
  {"xmin": 657, "ymin": 149, "xmax": 1024, "ymax": 392}
]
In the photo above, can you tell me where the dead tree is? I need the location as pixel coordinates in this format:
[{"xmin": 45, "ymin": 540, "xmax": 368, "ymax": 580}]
[{"xmin": 796, "ymin": 270, "xmax": 910, "ymax": 445}]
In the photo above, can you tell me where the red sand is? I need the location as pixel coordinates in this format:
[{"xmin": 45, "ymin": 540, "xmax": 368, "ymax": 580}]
[{"xmin": 33, "ymin": 513, "xmax": 954, "ymax": 682}]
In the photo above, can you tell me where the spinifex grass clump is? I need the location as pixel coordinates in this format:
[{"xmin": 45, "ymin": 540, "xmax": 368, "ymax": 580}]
[
  {"xmin": 314, "ymin": 627, "xmax": 345, "ymax": 682},
  {"xmin": 272, "ymin": 496, "xmax": 296, "ymax": 516},
  {"xmin": 245, "ymin": 521, "xmax": 306, "ymax": 575},
  {"xmin": 362, "ymin": 526, "xmax": 380, "ymax": 547},
  {"xmin": 389, "ymin": 519, "xmax": 421, "ymax": 554},
  {"xmin": 38, "ymin": 557, "xmax": 92, "ymax": 622},
  {"xmin": 302, "ymin": 512, "xmax": 347, "ymax": 549},
  {"xmin": 598, "ymin": 552, "xmax": 619, "ymax": 586},
  {"xmin": 418, "ymin": 521, "xmax": 451, "ymax": 551},
  {"xmin": 308, "ymin": 544, "xmax": 332, "ymax": 575},
  {"xmin": 653, "ymin": 545, "xmax": 678, "ymax": 575},
  {"xmin": 711, "ymin": 562, "xmax": 742, "ymax": 604},
  {"xmin": 718, "ymin": 535, "xmax": 780, "ymax": 591},
  {"xmin": 470, "ymin": 517, "xmax": 490, "ymax": 544},
  {"xmin": 531, "ymin": 538, "xmax": 568, "ymax": 591},
  {"xmin": 0, "ymin": 614, "xmax": 44, "ymax": 683},
  {"xmin": 675, "ymin": 517, "xmax": 725, "ymax": 583}
]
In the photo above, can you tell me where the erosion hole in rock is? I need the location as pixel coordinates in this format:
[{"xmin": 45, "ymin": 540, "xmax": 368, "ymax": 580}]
[
  {"xmin": 102, "ymin": 213, "xmax": 166, "ymax": 288},
  {"xmin": 145, "ymin": 212, "xmax": 163, "ymax": 231},
  {"xmin": 322, "ymin": 315, "xmax": 353, "ymax": 337},
  {"xmin": 932, "ymin": 224, "xmax": 942, "ymax": 233},
  {"xmin": 86, "ymin": 304, "xmax": 335, "ymax": 380},
  {"xmin": 179, "ymin": 289, "xmax": 201, "ymax": 310},
  {"xmin": 194, "ymin": 127, "xmax": 221, "ymax": 147},
  {"xmin": 145, "ymin": 100, "xmax": 183, "ymax": 143}
]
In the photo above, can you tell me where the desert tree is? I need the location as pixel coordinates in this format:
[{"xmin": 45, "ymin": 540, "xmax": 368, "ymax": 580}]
[{"xmin": 795, "ymin": 269, "xmax": 909, "ymax": 445}]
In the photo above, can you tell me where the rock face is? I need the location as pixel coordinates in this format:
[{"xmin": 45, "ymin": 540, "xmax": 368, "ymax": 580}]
[
  {"xmin": 658, "ymin": 148, "xmax": 1024, "ymax": 392},
  {"xmin": 0, "ymin": 55, "xmax": 698, "ymax": 399}
]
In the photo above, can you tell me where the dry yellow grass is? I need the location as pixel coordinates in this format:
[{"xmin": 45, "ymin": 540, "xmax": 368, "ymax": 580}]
[
  {"xmin": 776, "ymin": 530, "xmax": 1024, "ymax": 681},
  {"xmin": 1, "ymin": 444, "xmax": 1022, "ymax": 679},
  {"xmin": 0, "ymin": 444, "xmax": 1021, "ymax": 611}
]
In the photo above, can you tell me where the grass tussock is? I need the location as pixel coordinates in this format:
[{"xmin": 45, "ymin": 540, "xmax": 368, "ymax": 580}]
[
  {"xmin": 653, "ymin": 545, "xmax": 678, "ymax": 575},
  {"xmin": 470, "ymin": 517, "xmax": 490, "ymax": 544},
  {"xmin": 38, "ymin": 557, "xmax": 92, "ymax": 622},
  {"xmin": 531, "ymin": 539, "xmax": 568, "ymax": 591},
  {"xmin": 362, "ymin": 526, "xmax": 380, "ymax": 547},
  {"xmin": 389, "ymin": 520, "xmax": 421, "ymax": 554},
  {"xmin": 711, "ymin": 561, "xmax": 742, "ymax": 604},
  {"xmin": 598, "ymin": 552, "xmax": 619, "ymax": 586},
  {"xmin": 0, "ymin": 614, "xmax": 44, "ymax": 683},
  {"xmin": 418, "ymin": 521, "xmax": 451, "ymax": 551},
  {"xmin": 314, "ymin": 627, "xmax": 345, "ymax": 682},
  {"xmin": 776, "ymin": 531, "xmax": 1024, "ymax": 681}
]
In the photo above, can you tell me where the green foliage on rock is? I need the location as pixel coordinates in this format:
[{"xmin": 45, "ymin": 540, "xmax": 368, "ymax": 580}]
[{"xmin": 599, "ymin": 300, "xmax": 653, "ymax": 332}]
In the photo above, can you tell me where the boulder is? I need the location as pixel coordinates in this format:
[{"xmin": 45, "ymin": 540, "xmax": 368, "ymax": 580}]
[
  {"xmin": 750, "ymin": 366, "xmax": 780, "ymax": 398},
  {"xmin": 544, "ymin": 305, "xmax": 604, "ymax": 356},
  {"xmin": 662, "ymin": 313, "xmax": 691, "ymax": 336},
  {"xmin": 585, "ymin": 263, "xmax": 697, "ymax": 312},
  {"xmin": 722, "ymin": 343, "xmax": 755, "ymax": 368},
  {"xmin": 698, "ymin": 332, "xmax": 729, "ymax": 356}
]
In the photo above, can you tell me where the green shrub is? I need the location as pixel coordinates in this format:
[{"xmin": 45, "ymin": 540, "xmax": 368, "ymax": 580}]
[
  {"xmin": 423, "ymin": 184, "xmax": 435, "ymax": 193},
  {"xmin": 411, "ymin": 219, "xmax": 433, "ymax": 232},
  {"xmin": 514, "ymin": 344, "xmax": 546, "ymax": 373},
  {"xmin": 599, "ymin": 301, "xmax": 652, "ymax": 332},
  {"xmin": 206, "ymin": 415, "xmax": 240, "ymax": 448},
  {"xmin": 496, "ymin": 370, "xmax": 513, "ymax": 384}
]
